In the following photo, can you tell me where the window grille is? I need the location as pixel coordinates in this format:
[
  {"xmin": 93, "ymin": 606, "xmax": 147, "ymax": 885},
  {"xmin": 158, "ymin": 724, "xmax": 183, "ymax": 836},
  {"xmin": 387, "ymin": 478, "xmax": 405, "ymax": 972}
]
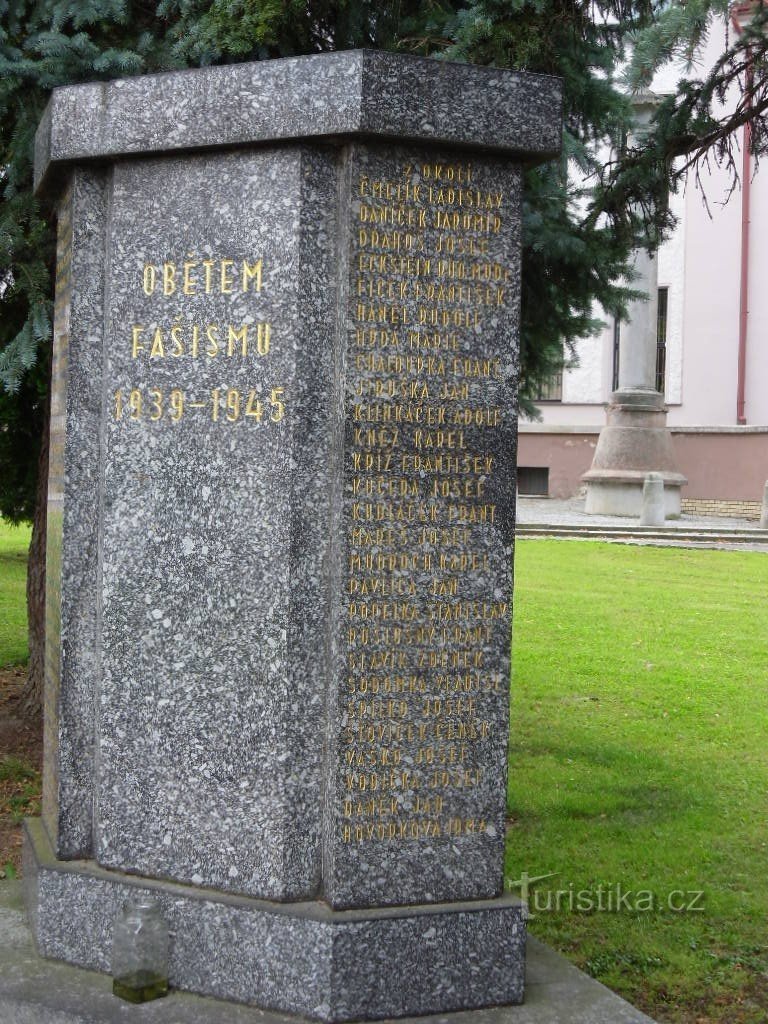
[{"xmin": 656, "ymin": 286, "xmax": 668, "ymax": 395}]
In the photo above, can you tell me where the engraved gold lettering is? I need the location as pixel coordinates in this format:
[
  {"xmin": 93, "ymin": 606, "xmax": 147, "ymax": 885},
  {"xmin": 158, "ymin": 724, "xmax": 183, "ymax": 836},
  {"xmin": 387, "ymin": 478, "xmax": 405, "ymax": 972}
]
[
  {"xmin": 227, "ymin": 324, "xmax": 248, "ymax": 357},
  {"xmin": 149, "ymin": 389, "xmax": 163, "ymax": 421},
  {"xmin": 341, "ymin": 159, "xmax": 515, "ymax": 841},
  {"xmin": 256, "ymin": 323, "xmax": 271, "ymax": 356},
  {"xmin": 242, "ymin": 259, "xmax": 263, "ymax": 293},
  {"xmin": 131, "ymin": 326, "xmax": 145, "ymax": 357},
  {"xmin": 170, "ymin": 389, "xmax": 184, "ymax": 421},
  {"xmin": 206, "ymin": 324, "xmax": 219, "ymax": 357},
  {"xmin": 226, "ymin": 389, "xmax": 240, "ymax": 422},
  {"xmin": 420, "ymin": 163, "xmax": 473, "ymax": 184},
  {"xmin": 270, "ymin": 387, "xmax": 285, "ymax": 422},
  {"xmin": 129, "ymin": 390, "xmax": 142, "ymax": 420},
  {"xmin": 170, "ymin": 322, "xmax": 184, "ymax": 357},
  {"xmin": 183, "ymin": 259, "xmax": 197, "ymax": 295},
  {"xmin": 162, "ymin": 262, "xmax": 176, "ymax": 295},
  {"xmin": 202, "ymin": 258, "xmax": 215, "ymax": 293},
  {"xmin": 150, "ymin": 327, "xmax": 165, "ymax": 358},
  {"xmin": 245, "ymin": 391, "xmax": 263, "ymax": 420},
  {"xmin": 220, "ymin": 259, "xmax": 234, "ymax": 293}
]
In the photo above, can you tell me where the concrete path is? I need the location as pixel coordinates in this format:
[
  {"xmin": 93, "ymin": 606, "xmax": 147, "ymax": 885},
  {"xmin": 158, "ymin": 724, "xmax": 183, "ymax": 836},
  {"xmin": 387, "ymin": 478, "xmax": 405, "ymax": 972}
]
[
  {"xmin": 0, "ymin": 881, "xmax": 655, "ymax": 1024},
  {"xmin": 515, "ymin": 497, "xmax": 768, "ymax": 552}
]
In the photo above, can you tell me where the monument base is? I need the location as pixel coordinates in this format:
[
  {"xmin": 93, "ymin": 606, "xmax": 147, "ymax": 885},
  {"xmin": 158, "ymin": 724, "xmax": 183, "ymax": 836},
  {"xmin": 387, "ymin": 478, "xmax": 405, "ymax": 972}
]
[
  {"xmin": 583, "ymin": 474, "xmax": 684, "ymax": 518},
  {"xmin": 582, "ymin": 389, "xmax": 686, "ymax": 518},
  {"xmin": 24, "ymin": 819, "xmax": 526, "ymax": 1022}
]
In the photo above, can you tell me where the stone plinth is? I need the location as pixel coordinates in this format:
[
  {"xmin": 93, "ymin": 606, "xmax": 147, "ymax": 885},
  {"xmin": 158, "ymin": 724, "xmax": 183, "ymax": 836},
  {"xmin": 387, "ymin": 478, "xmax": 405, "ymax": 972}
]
[
  {"xmin": 27, "ymin": 50, "xmax": 562, "ymax": 1019},
  {"xmin": 24, "ymin": 821, "xmax": 526, "ymax": 1022},
  {"xmin": 583, "ymin": 390, "xmax": 686, "ymax": 517}
]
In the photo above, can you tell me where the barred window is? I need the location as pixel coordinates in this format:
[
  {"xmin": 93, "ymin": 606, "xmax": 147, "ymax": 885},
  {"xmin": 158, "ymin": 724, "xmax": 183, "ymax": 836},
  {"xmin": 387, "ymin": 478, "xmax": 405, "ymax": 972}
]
[
  {"xmin": 656, "ymin": 286, "xmax": 668, "ymax": 395},
  {"xmin": 612, "ymin": 287, "xmax": 668, "ymax": 395},
  {"xmin": 518, "ymin": 467, "xmax": 549, "ymax": 496},
  {"xmin": 533, "ymin": 367, "xmax": 563, "ymax": 402}
]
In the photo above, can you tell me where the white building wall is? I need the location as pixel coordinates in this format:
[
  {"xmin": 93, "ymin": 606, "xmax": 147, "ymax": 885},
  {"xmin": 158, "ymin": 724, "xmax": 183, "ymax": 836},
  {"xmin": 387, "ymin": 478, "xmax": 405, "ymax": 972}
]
[
  {"xmin": 668, "ymin": 166, "xmax": 742, "ymax": 425},
  {"xmin": 561, "ymin": 330, "xmax": 604, "ymax": 403},
  {"xmin": 657, "ymin": 187, "xmax": 686, "ymax": 405},
  {"xmin": 530, "ymin": 18, "xmax": 767, "ymax": 431},
  {"xmin": 745, "ymin": 147, "xmax": 768, "ymax": 424}
]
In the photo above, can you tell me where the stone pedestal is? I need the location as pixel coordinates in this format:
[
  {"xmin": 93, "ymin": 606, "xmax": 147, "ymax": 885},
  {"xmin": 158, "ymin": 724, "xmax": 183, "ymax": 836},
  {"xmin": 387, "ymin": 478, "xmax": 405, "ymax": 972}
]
[
  {"xmin": 26, "ymin": 51, "xmax": 562, "ymax": 1020},
  {"xmin": 583, "ymin": 390, "xmax": 686, "ymax": 518},
  {"xmin": 24, "ymin": 820, "xmax": 525, "ymax": 1021}
]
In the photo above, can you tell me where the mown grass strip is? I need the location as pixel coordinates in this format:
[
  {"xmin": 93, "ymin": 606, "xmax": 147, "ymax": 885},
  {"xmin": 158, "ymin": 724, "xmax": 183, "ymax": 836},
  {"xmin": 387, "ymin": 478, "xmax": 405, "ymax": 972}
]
[
  {"xmin": 509, "ymin": 540, "xmax": 768, "ymax": 1024},
  {"xmin": 0, "ymin": 521, "xmax": 31, "ymax": 667}
]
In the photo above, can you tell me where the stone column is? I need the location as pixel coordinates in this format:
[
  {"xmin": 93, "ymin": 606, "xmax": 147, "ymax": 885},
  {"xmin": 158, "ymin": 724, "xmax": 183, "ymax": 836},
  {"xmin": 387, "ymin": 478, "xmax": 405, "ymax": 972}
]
[
  {"xmin": 24, "ymin": 52, "xmax": 562, "ymax": 1021},
  {"xmin": 583, "ymin": 89, "xmax": 686, "ymax": 517}
]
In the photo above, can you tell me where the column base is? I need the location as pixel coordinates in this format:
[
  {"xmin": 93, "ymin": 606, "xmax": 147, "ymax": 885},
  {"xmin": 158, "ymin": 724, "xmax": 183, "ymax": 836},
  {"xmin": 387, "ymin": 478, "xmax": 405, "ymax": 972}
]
[
  {"xmin": 582, "ymin": 389, "xmax": 686, "ymax": 518},
  {"xmin": 23, "ymin": 819, "xmax": 526, "ymax": 1022},
  {"xmin": 582, "ymin": 473, "xmax": 684, "ymax": 518}
]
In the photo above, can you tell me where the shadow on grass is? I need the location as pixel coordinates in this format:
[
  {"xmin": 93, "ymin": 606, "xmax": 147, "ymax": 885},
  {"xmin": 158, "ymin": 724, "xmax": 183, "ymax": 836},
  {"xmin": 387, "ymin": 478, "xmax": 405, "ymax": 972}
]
[{"xmin": 511, "ymin": 734, "xmax": 711, "ymax": 826}]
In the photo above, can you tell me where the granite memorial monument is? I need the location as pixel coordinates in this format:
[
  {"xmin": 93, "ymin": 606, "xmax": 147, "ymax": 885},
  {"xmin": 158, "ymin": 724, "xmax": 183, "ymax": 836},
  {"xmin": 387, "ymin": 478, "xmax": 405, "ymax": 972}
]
[{"xmin": 25, "ymin": 50, "xmax": 562, "ymax": 1020}]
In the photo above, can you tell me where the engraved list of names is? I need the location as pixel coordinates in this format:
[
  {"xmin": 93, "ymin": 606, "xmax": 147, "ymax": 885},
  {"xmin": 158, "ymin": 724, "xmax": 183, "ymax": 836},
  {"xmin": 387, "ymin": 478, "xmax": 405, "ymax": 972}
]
[{"xmin": 329, "ymin": 147, "xmax": 522, "ymax": 908}]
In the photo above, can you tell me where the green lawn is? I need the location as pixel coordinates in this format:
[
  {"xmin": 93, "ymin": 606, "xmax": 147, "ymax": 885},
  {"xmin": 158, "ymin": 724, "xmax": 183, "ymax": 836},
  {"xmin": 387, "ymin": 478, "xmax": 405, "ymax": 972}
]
[
  {"xmin": 509, "ymin": 540, "xmax": 768, "ymax": 1024},
  {"xmin": 0, "ymin": 521, "xmax": 30, "ymax": 667}
]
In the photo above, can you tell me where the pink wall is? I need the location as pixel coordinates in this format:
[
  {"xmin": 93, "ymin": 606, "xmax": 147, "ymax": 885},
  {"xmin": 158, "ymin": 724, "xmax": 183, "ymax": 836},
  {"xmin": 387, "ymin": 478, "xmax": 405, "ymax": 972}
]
[
  {"xmin": 672, "ymin": 432, "xmax": 768, "ymax": 500},
  {"xmin": 517, "ymin": 431, "xmax": 768, "ymax": 500},
  {"xmin": 517, "ymin": 433, "xmax": 597, "ymax": 499}
]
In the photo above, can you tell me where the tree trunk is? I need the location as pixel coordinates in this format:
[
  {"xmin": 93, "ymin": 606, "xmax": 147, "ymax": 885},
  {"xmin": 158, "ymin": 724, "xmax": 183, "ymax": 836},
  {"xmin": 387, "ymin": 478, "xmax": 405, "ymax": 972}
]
[{"xmin": 20, "ymin": 398, "xmax": 49, "ymax": 721}]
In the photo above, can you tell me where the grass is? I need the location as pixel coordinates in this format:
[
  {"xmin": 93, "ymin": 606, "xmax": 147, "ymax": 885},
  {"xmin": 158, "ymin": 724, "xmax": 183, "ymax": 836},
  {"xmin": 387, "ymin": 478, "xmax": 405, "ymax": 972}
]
[
  {"xmin": 0, "ymin": 751, "xmax": 41, "ymax": 880},
  {"xmin": 0, "ymin": 519, "xmax": 36, "ymax": 880},
  {"xmin": 0, "ymin": 755, "xmax": 40, "ymax": 822},
  {"xmin": 509, "ymin": 540, "xmax": 768, "ymax": 1024},
  {"xmin": 0, "ymin": 521, "xmax": 31, "ymax": 667}
]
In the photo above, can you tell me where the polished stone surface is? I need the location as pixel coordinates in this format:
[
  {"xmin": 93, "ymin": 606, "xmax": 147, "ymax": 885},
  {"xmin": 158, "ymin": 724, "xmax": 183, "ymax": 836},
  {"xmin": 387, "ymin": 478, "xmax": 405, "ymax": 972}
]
[
  {"xmin": 2, "ymin": 878, "xmax": 657, "ymax": 1024},
  {"xmin": 94, "ymin": 145, "xmax": 337, "ymax": 901},
  {"xmin": 324, "ymin": 144, "xmax": 521, "ymax": 909},
  {"xmin": 32, "ymin": 51, "xmax": 564, "ymax": 1018},
  {"xmin": 43, "ymin": 168, "xmax": 108, "ymax": 860},
  {"xmin": 25, "ymin": 821, "xmax": 525, "ymax": 1022},
  {"xmin": 34, "ymin": 51, "xmax": 562, "ymax": 194}
]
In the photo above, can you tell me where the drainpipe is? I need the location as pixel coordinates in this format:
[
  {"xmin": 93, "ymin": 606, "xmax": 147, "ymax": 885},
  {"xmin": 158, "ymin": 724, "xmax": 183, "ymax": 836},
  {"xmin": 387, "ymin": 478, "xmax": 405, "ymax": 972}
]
[
  {"xmin": 736, "ymin": 79, "xmax": 752, "ymax": 424},
  {"xmin": 732, "ymin": 6, "xmax": 754, "ymax": 424}
]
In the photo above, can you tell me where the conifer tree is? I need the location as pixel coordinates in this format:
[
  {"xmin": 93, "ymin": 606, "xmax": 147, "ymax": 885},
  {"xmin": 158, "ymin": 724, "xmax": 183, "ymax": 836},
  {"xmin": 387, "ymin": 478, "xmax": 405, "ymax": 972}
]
[{"xmin": 2, "ymin": 0, "xmax": 767, "ymax": 713}]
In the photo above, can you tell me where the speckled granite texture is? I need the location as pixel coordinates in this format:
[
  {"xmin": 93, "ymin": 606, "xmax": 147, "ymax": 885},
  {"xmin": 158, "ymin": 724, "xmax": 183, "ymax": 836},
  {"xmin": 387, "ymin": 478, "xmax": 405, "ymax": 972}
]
[
  {"xmin": 44, "ymin": 169, "xmax": 109, "ymax": 860},
  {"xmin": 32, "ymin": 51, "xmax": 562, "ymax": 1019},
  {"xmin": 95, "ymin": 145, "xmax": 337, "ymax": 900},
  {"xmin": 34, "ymin": 51, "xmax": 562, "ymax": 194},
  {"xmin": 25, "ymin": 820, "xmax": 525, "ymax": 1022},
  {"xmin": 323, "ymin": 144, "xmax": 521, "ymax": 909}
]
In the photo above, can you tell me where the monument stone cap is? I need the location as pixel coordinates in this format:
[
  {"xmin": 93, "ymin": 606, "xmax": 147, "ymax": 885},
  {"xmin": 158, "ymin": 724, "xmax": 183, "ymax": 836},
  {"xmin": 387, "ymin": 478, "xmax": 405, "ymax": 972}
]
[{"xmin": 34, "ymin": 49, "xmax": 563, "ymax": 196}]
